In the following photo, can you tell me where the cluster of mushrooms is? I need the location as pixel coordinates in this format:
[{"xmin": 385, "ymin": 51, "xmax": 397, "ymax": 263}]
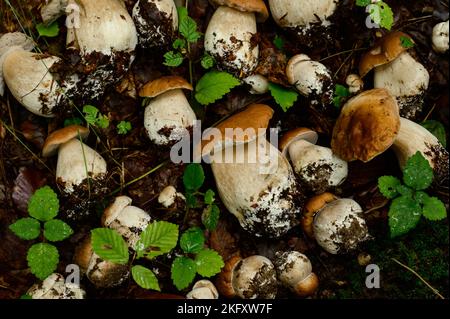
[{"xmin": 2, "ymin": 0, "xmax": 448, "ymax": 300}]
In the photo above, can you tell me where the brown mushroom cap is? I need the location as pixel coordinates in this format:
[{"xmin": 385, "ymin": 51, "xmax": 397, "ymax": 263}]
[
  {"xmin": 42, "ymin": 125, "xmax": 90, "ymax": 157},
  {"xmin": 295, "ymin": 272, "xmax": 320, "ymax": 297},
  {"xmin": 138, "ymin": 76, "xmax": 193, "ymax": 98},
  {"xmin": 74, "ymin": 236, "xmax": 94, "ymax": 274},
  {"xmin": 215, "ymin": 255, "xmax": 242, "ymax": 298},
  {"xmin": 210, "ymin": 0, "xmax": 269, "ymax": 22},
  {"xmin": 331, "ymin": 88, "xmax": 400, "ymax": 163},
  {"xmin": 359, "ymin": 31, "xmax": 414, "ymax": 78},
  {"xmin": 101, "ymin": 196, "xmax": 133, "ymax": 227},
  {"xmin": 301, "ymin": 192, "xmax": 337, "ymax": 238},
  {"xmin": 279, "ymin": 128, "xmax": 319, "ymax": 156}
]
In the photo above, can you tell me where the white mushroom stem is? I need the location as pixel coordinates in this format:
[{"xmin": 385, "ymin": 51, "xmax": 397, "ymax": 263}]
[
  {"xmin": 144, "ymin": 89, "xmax": 197, "ymax": 145},
  {"xmin": 27, "ymin": 273, "xmax": 85, "ymax": 299},
  {"xmin": 57, "ymin": 139, "xmax": 107, "ymax": 193},
  {"xmin": 186, "ymin": 280, "xmax": 219, "ymax": 299},
  {"xmin": 204, "ymin": 6, "xmax": 259, "ymax": 77},
  {"xmin": 432, "ymin": 20, "xmax": 449, "ymax": 54},
  {"xmin": 243, "ymin": 74, "xmax": 269, "ymax": 95}
]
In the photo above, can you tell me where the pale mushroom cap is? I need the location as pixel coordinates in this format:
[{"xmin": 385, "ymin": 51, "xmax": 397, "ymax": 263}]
[
  {"xmin": 42, "ymin": 125, "xmax": 90, "ymax": 157},
  {"xmin": 331, "ymin": 88, "xmax": 400, "ymax": 162},
  {"xmin": 313, "ymin": 198, "xmax": 369, "ymax": 254},
  {"xmin": 269, "ymin": 0, "xmax": 338, "ymax": 29},
  {"xmin": 274, "ymin": 251, "xmax": 313, "ymax": 289},
  {"xmin": 346, "ymin": 74, "xmax": 364, "ymax": 94},
  {"xmin": 210, "ymin": 0, "xmax": 269, "ymax": 22},
  {"xmin": 40, "ymin": 0, "xmax": 68, "ymax": 24},
  {"xmin": 204, "ymin": 6, "xmax": 259, "ymax": 77},
  {"xmin": 3, "ymin": 50, "xmax": 62, "ymax": 117},
  {"xmin": 432, "ymin": 20, "xmax": 449, "ymax": 53},
  {"xmin": 139, "ymin": 76, "xmax": 193, "ymax": 98},
  {"xmin": 286, "ymin": 54, "xmax": 332, "ymax": 96},
  {"xmin": 144, "ymin": 89, "xmax": 197, "ymax": 145},
  {"xmin": 301, "ymin": 192, "xmax": 337, "ymax": 238},
  {"xmin": 232, "ymin": 256, "xmax": 277, "ymax": 299},
  {"xmin": 27, "ymin": 273, "xmax": 86, "ymax": 299},
  {"xmin": 243, "ymin": 74, "xmax": 269, "ymax": 94},
  {"xmin": 186, "ymin": 280, "xmax": 219, "ymax": 299},
  {"xmin": 158, "ymin": 185, "xmax": 185, "ymax": 208},
  {"xmin": 66, "ymin": 0, "xmax": 137, "ymax": 55}
]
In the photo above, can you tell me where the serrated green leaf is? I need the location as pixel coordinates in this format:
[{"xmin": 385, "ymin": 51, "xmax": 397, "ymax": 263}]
[
  {"xmin": 96, "ymin": 114, "xmax": 110, "ymax": 129},
  {"xmin": 164, "ymin": 51, "xmax": 184, "ymax": 67},
  {"xmin": 356, "ymin": 0, "xmax": 371, "ymax": 6},
  {"xmin": 194, "ymin": 248, "xmax": 224, "ymax": 277},
  {"xmin": 268, "ymin": 83, "xmax": 299, "ymax": 112},
  {"xmin": 183, "ymin": 163, "xmax": 205, "ymax": 191},
  {"xmin": 44, "ymin": 219, "xmax": 73, "ymax": 242},
  {"xmin": 180, "ymin": 227, "xmax": 205, "ymax": 254},
  {"xmin": 9, "ymin": 218, "xmax": 41, "ymax": 240},
  {"xmin": 173, "ymin": 38, "xmax": 186, "ymax": 50},
  {"xmin": 27, "ymin": 243, "xmax": 59, "ymax": 280},
  {"xmin": 421, "ymin": 120, "xmax": 447, "ymax": 147},
  {"xmin": 415, "ymin": 191, "xmax": 429, "ymax": 205},
  {"xmin": 378, "ymin": 176, "xmax": 402, "ymax": 199},
  {"xmin": 91, "ymin": 228, "xmax": 129, "ymax": 264},
  {"xmin": 400, "ymin": 36, "xmax": 415, "ymax": 49},
  {"xmin": 201, "ymin": 54, "xmax": 215, "ymax": 69},
  {"xmin": 171, "ymin": 256, "xmax": 197, "ymax": 290},
  {"xmin": 28, "ymin": 186, "xmax": 59, "ymax": 222},
  {"xmin": 333, "ymin": 84, "xmax": 350, "ymax": 108},
  {"xmin": 36, "ymin": 21, "xmax": 59, "ymax": 37},
  {"xmin": 369, "ymin": 1, "xmax": 394, "ymax": 30},
  {"xmin": 195, "ymin": 71, "xmax": 240, "ymax": 106},
  {"xmin": 117, "ymin": 121, "xmax": 132, "ymax": 135},
  {"xmin": 273, "ymin": 35, "xmax": 285, "ymax": 50},
  {"xmin": 185, "ymin": 192, "xmax": 198, "ymax": 209},
  {"xmin": 131, "ymin": 265, "xmax": 160, "ymax": 291},
  {"xmin": 83, "ymin": 105, "xmax": 99, "ymax": 125},
  {"xmin": 136, "ymin": 221, "xmax": 179, "ymax": 259},
  {"xmin": 179, "ymin": 13, "xmax": 201, "ymax": 43},
  {"xmin": 388, "ymin": 196, "xmax": 422, "ymax": 238},
  {"xmin": 204, "ymin": 189, "xmax": 215, "ymax": 205},
  {"xmin": 422, "ymin": 196, "xmax": 447, "ymax": 221},
  {"xmin": 396, "ymin": 184, "xmax": 413, "ymax": 198},
  {"xmin": 403, "ymin": 152, "xmax": 434, "ymax": 191},
  {"xmin": 202, "ymin": 204, "xmax": 220, "ymax": 231}
]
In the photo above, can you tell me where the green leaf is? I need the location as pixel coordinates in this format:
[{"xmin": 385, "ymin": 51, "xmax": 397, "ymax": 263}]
[
  {"xmin": 173, "ymin": 38, "xmax": 186, "ymax": 50},
  {"xmin": 117, "ymin": 121, "xmax": 132, "ymax": 135},
  {"xmin": 183, "ymin": 163, "xmax": 205, "ymax": 191},
  {"xmin": 273, "ymin": 35, "xmax": 285, "ymax": 50},
  {"xmin": 370, "ymin": 1, "xmax": 394, "ymax": 30},
  {"xmin": 27, "ymin": 243, "xmax": 59, "ymax": 280},
  {"xmin": 9, "ymin": 218, "xmax": 41, "ymax": 240},
  {"xmin": 421, "ymin": 120, "xmax": 447, "ymax": 147},
  {"xmin": 164, "ymin": 51, "xmax": 184, "ymax": 67},
  {"xmin": 185, "ymin": 192, "xmax": 198, "ymax": 209},
  {"xmin": 396, "ymin": 184, "xmax": 413, "ymax": 198},
  {"xmin": 268, "ymin": 83, "xmax": 299, "ymax": 112},
  {"xmin": 136, "ymin": 221, "xmax": 179, "ymax": 259},
  {"xmin": 403, "ymin": 152, "xmax": 434, "ymax": 191},
  {"xmin": 131, "ymin": 265, "xmax": 160, "ymax": 291},
  {"xmin": 64, "ymin": 117, "xmax": 83, "ymax": 127},
  {"xmin": 388, "ymin": 196, "xmax": 422, "ymax": 238},
  {"xmin": 194, "ymin": 248, "xmax": 224, "ymax": 277},
  {"xmin": 204, "ymin": 189, "xmax": 215, "ymax": 205},
  {"xmin": 20, "ymin": 294, "xmax": 32, "ymax": 299},
  {"xmin": 195, "ymin": 71, "xmax": 240, "ymax": 106},
  {"xmin": 91, "ymin": 228, "xmax": 129, "ymax": 264},
  {"xmin": 28, "ymin": 186, "xmax": 59, "ymax": 222},
  {"xmin": 178, "ymin": 7, "xmax": 201, "ymax": 43},
  {"xmin": 177, "ymin": 7, "xmax": 188, "ymax": 22},
  {"xmin": 415, "ymin": 191, "xmax": 429, "ymax": 205},
  {"xmin": 171, "ymin": 256, "xmax": 197, "ymax": 290},
  {"xmin": 96, "ymin": 114, "xmax": 110, "ymax": 129},
  {"xmin": 83, "ymin": 105, "xmax": 99, "ymax": 125},
  {"xmin": 378, "ymin": 176, "xmax": 402, "ymax": 199},
  {"xmin": 180, "ymin": 227, "xmax": 205, "ymax": 254},
  {"xmin": 43, "ymin": 219, "xmax": 73, "ymax": 242},
  {"xmin": 333, "ymin": 84, "xmax": 350, "ymax": 108},
  {"xmin": 400, "ymin": 36, "xmax": 415, "ymax": 49},
  {"xmin": 356, "ymin": 0, "xmax": 371, "ymax": 6},
  {"xmin": 36, "ymin": 21, "xmax": 59, "ymax": 37},
  {"xmin": 201, "ymin": 54, "xmax": 215, "ymax": 69},
  {"xmin": 202, "ymin": 204, "xmax": 220, "ymax": 231},
  {"xmin": 422, "ymin": 196, "xmax": 447, "ymax": 221}
]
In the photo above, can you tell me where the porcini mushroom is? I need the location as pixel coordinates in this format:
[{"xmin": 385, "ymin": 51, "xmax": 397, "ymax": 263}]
[
  {"xmin": 198, "ymin": 104, "xmax": 302, "ymax": 238},
  {"xmin": 346, "ymin": 74, "xmax": 364, "ymax": 94},
  {"xmin": 204, "ymin": 0, "xmax": 269, "ymax": 78},
  {"xmin": 102, "ymin": 196, "xmax": 151, "ymax": 249},
  {"xmin": 243, "ymin": 74, "xmax": 269, "ymax": 95},
  {"xmin": 331, "ymin": 88, "xmax": 400, "ymax": 162},
  {"xmin": 186, "ymin": 280, "xmax": 219, "ymax": 299},
  {"xmin": 74, "ymin": 236, "xmax": 129, "ymax": 288},
  {"xmin": 432, "ymin": 20, "xmax": 449, "ymax": 54},
  {"xmin": 42, "ymin": 125, "xmax": 107, "ymax": 194},
  {"xmin": 359, "ymin": 31, "xmax": 430, "ymax": 120},
  {"xmin": 27, "ymin": 273, "xmax": 86, "ymax": 299},
  {"xmin": 132, "ymin": 0, "xmax": 178, "ymax": 48},
  {"xmin": 273, "ymin": 251, "xmax": 319, "ymax": 297},
  {"xmin": 140, "ymin": 76, "xmax": 197, "ymax": 146},
  {"xmin": 216, "ymin": 255, "xmax": 277, "ymax": 299},
  {"xmin": 280, "ymin": 128, "xmax": 348, "ymax": 193},
  {"xmin": 286, "ymin": 54, "xmax": 334, "ymax": 106},
  {"xmin": 158, "ymin": 185, "xmax": 185, "ymax": 208},
  {"xmin": 301, "ymin": 193, "xmax": 370, "ymax": 254}
]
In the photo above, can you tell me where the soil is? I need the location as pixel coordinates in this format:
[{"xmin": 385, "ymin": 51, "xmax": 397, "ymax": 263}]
[{"xmin": 0, "ymin": 0, "xmax": 448, "ymax": 300}]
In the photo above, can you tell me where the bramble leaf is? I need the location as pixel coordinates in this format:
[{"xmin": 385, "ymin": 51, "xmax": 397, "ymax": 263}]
[
  {"xmin": 28, "ymin": 186, "xmax": 59, "ymax": 222},
  {"xmin": 171, "ymin": 256, "xmax": 197, "ymax": 290},
  {"xmin": 195, "ymin": 71, "xmax": 240, "ymax": 106},
  {"xmin": 183, "ymin": 163, "xmax": 205, "ymax": 191},
  {"xmin": 9, "ymin": 218, "xmax": 41, "ymax": 240},
  {"xmin": 44, "ymin": 219, "xmax": 73, "ymax": 242},
  {"xmin": 194, "ymin": 248, "xmax": 224, "ymax": 277},
  {"xmin": 422, "ymin": 196, "xmax": 447, "ymax": 221},
  {"xmin": 180, "ymin": 227, "xmax": 205, "ymax": 254},
  {"xmin": 388, "ymin": 195, "xmax": 422, "ymax": 238},
  {"xmin": 402, "ymin": 152, "xmax": 433, "ymax": 191},
  {"xmin": 268, "ymin": 83, "xmax": 299, "ymax": 112},
  {"xmin": 27, "ymin": 243, "xmax": 59, "ymax": 280},
  {"xmin": 378, "ymin": 176, "xmax": 402, "ymax": 199}
]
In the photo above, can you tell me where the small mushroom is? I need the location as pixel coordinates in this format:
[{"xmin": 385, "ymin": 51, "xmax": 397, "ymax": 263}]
[
  {"xmin": 27, "ymin": 273, "xmax": 86, "ymax": 299},
  {"xmin": 331, "ymin": 88, "xmax": 400, "ymax": 162},
  {"xmin": 216, "ymin": 255, "xmax": 277, "ymax": 299},
  {"xmin": 42, "ymin": 125, "xmax": 107, "ymax": 194},
  {"xmin": 301, "ymin": 193, "xmax": 370, "ymax": 254},
  {"xmin": 158, "ymin": 185, "xmax": 185, "ymax": 208},
  {"xmin": 280, "ymin": 128, "xmax": 348, "ymax": 193},
  {"xmin": 346, "ymin": 74, "xmax": 364, "ymax": 94},
  {"xmin": 198, "ymin": 104, "xmax": 302, "ymax": 238},
  {"xmin": 140, "ymin": 76, "xmax": 197, "ymax": 146},
  {"xmin": 74, "ymin": 236, "xmax": 130, "ymax": 288},
  {"xmin": 204, "ymin": 0, "xmax": 269, "ymax": 78},
  {"xmin": 132, "ymin": 0, "xmax": 178, "ymax": 48},
  {"xmin": 101, "ymin": 196, "xmax": 151, "ymax": 249},
  {"xmin": 186, "ymin": 280, "xmax": 219, "ymax": 299},
  {"xmin": 243, "ymin": 74, "xmax": 269, "ymax": 95},
  {"xmin": 286, "ymin": 54, "xmax": 334, "ymax": 106},
  {"xmin": 432, "ymin": 20, "xmax": 449, "ymax": 54},
  {"xmin": 273, "ymin": 251, "xmax": 319, "ymax": 297},
  {"xmin": 40, "ymin": 0, "xmax": 68, "ymax": 24},
  {"xmin": 359, "ymin": 31, "xmax": 430, "ymax": 120}
]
